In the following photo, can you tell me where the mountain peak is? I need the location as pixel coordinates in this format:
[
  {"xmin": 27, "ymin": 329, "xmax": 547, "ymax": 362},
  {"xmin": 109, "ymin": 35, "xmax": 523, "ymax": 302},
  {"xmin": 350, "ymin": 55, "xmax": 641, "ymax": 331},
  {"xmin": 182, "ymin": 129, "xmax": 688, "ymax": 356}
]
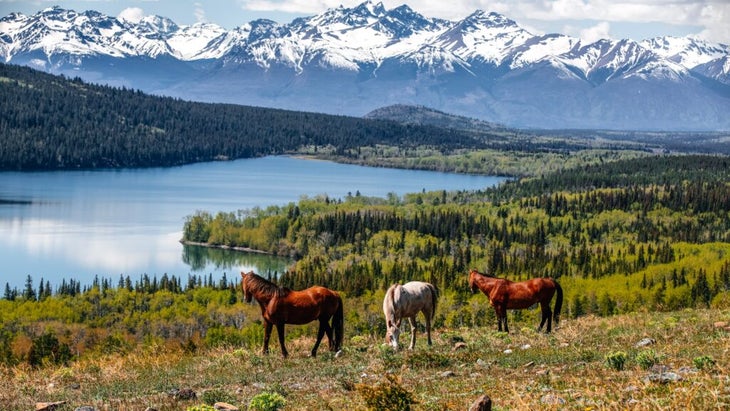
[{"xmin": 466, "ymin": 10, "xmax": 518, "ymax": 29}]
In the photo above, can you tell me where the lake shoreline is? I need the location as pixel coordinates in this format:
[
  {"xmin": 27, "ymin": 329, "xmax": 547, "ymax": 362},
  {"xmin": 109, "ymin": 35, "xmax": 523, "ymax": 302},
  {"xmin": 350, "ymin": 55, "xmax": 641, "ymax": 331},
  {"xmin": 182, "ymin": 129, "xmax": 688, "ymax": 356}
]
[{"xmin": 180, "ymin": 240, "xmax": 274, "ymax": 256}]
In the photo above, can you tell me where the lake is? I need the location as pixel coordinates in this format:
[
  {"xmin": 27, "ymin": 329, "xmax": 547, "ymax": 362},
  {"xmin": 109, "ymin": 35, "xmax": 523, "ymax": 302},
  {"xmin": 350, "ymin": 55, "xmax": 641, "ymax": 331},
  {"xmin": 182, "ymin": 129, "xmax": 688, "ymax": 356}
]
[{"xmin": 0, "ymin": 156, "xmax": 506, "ymax": 291}]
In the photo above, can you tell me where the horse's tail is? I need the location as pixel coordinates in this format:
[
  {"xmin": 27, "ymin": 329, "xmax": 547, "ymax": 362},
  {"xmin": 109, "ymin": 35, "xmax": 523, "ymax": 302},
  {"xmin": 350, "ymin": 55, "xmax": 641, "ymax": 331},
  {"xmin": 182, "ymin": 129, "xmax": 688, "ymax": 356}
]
[
  {"xmin": 333, "ymin": 295, "xmax": 344, "ymax": 351},
  {"xmin": 553, "ymin": 279, "xmax": 563, "ymax": 326},
  {"xmin": 428, "ymin": 283, "xmax": 438, "ymax": 321}
]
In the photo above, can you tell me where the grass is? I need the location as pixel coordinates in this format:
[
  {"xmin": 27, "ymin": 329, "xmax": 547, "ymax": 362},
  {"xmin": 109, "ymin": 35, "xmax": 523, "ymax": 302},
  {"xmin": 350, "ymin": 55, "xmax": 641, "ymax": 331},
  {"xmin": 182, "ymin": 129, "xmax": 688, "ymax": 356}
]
[{"xmin": 1, "ymin": 309, "xmax": 728, "ymax": 410}]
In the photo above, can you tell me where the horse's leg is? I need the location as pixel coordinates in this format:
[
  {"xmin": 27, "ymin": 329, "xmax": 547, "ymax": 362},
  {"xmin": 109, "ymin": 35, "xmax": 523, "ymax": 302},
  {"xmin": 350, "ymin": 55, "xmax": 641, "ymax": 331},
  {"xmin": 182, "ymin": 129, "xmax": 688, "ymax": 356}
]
[
  {"xmin": 275, "ymin": 322, "xmax": 288, "ymax": 358},
  {"xmin": 500, "ymin": 306, "xmax": 509, "ymax": 333},
  {"xmin": 311, "ymin": 319, "xmax": 327, "ymax": 357},
  {"xmin": 408, "ymin": 316, "xmax": 417, "ymax": 350},
  {"xmin": 424, "ymin": 310, "xmax": 433, "ymax": 346},
  {"xmin": 545, "ymin": 305, "xmax": 553, "ymax": 333},
  {"xmin": 323, "ymin": 318, "xmax": 335, "ymax": 351},
  {"xmin": 263, "ymin": 321, "xmax": 273, "ymax": 355}
]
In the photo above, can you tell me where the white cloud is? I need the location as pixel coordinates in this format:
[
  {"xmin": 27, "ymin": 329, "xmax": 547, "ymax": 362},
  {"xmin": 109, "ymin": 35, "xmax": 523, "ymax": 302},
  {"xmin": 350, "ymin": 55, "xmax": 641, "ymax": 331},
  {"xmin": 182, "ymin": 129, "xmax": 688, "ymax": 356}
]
[
  {"xmin": 578, "ymin": 21, "xmax": 611, "ymax": 43},
  {"xmin": 194, "ymin": 2, "xmax": 207, "ymax": 23},
  {"xmin": 117, "ymin": 7, "xmax": 145, "ymax": 24}
]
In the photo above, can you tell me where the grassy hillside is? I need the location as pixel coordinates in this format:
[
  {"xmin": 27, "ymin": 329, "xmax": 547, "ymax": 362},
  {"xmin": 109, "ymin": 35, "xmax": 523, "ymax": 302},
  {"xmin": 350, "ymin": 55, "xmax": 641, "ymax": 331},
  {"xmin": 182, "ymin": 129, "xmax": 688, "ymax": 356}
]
[{"xmin": 0, "ymin": 308, "xmax": 727, "ymax": 410}]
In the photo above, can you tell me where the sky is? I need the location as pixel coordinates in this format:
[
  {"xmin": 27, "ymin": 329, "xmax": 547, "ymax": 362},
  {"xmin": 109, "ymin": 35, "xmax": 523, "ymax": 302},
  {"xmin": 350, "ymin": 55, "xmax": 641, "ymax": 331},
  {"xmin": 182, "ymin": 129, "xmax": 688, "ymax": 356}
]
[{"xmin": 0, "ymin": 0, "xmax": 728, "ymax": 44}]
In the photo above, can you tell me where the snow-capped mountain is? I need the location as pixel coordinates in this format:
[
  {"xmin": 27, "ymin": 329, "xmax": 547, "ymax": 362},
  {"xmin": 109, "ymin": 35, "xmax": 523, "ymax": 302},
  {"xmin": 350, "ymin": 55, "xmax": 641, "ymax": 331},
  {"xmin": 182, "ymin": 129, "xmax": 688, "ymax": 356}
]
[{"xmin": 1, "ymin": 1, "xmax": 729, "ymax": 130}]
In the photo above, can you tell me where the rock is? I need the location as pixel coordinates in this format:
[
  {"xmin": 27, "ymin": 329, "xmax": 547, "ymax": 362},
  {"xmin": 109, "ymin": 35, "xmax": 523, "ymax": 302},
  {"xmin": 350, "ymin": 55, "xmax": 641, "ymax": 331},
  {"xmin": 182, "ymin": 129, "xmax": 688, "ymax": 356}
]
[
  {"xmin": 214, "ymin": 402, "xmax": 239, "ymax": 410},
  {"xmin": 520, "ymin": 344, "xmax": 531, "ymax": 350},
  {"xmin": 170, "ymin": 388, "xmax": 196, "ymax": 400},
  {"xmin": 35, "ymin": 402, "xmax": 66, "ymax": 411},
  {"xmin": 540, "ymin": 394, "xmax": 566, "ymax": 405},
  {"xmin": 713, "ymin": 321, "xmax": 728, "ymax": 329},
  {"xmin": 439, "ymin": 371, "xmax": 456, "ymax": 378},
  {"xmin": 74, "ymin": 407, "xmax": 97, "ymax": 411},
  {"xmin": 335, "ymin": 350, "xmax": 344, "ymax": 358},
  {"xmin": 476, "ymin": 359, "xmax": 488, "ymax": 368},
  {"xmin": 468, "ymin": 394, "xmax": 492, "ymax": 411},
  {"xmin": 524, "ymin": 361, "xmax": 535, "ymax": 368},
  {"xmin": 453, "ymin": 342, "xmax": 468, "ymax": 350},
  {"xmin": 635, "ymin": 338, "xmax": 656, "ymax": 347},
  {"xmin": 644, "ymin": 372, "xmax": 682, "ymax": 384},
  {"xmin": 503, "ymin": 349, "xmax": 513, "ymax": 354}
]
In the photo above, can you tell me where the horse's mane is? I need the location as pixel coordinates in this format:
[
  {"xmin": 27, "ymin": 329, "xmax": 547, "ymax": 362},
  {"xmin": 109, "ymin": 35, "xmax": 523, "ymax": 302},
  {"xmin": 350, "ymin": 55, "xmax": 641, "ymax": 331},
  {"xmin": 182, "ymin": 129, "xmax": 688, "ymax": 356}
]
[
  {"xmin": 245, "ymin": 272, "xmax": 290, "ymax": 298},
  {"xmin": 471, "ymin": 268, "xmax": 495, "ymax": 278},
  {"xmin": 384, "ymin": 283, "xmax": 399, "ymax": 322}
]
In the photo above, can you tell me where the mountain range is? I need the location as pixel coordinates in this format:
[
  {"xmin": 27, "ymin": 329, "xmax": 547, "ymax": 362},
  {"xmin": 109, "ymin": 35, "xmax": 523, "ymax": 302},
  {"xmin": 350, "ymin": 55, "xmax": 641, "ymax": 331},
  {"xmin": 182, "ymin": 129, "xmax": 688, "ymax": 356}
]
[{"xmin": 2, "ymin": 1, "xmax": 729, "ymax": 131}]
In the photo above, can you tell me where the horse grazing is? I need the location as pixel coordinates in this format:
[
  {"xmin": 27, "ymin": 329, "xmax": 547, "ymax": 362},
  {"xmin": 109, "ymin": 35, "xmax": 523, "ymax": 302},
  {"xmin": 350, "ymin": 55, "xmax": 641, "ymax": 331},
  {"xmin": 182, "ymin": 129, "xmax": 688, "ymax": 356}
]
[
  {"xmin": 468, "ymin": 269, "xmax": 563, "ymax": 333},
  {"xmin": 240, "ymin": 271, "xmax": 343, "ymax": 358},
  {"xmin": 383, "ymin": 281, "xmax": 438, "ymax": 350}
]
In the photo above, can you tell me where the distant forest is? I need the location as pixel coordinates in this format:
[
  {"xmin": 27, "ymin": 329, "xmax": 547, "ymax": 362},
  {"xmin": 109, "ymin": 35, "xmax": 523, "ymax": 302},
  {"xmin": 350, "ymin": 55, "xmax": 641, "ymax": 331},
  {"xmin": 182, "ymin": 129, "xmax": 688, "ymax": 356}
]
[{"xmin": 0, "ymin": 63, "xmax": 488, "ymax": 170}]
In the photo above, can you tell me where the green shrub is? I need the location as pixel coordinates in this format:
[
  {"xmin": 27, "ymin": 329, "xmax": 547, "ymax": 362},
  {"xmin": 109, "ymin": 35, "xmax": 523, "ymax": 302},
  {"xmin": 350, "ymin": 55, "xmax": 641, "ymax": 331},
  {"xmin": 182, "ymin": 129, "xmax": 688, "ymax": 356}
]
[
  {"xmin": 635, "ymin": 349, "xmax": 662, "ymax": 370},
  {"xmin": 605, "ymin": 351, "xmax": 628, "ymax": 371},
  {"xmin": 357, "ymin": 374, "xmax": 417, "ymax": 411},
  {"xmin": 201, "ymin": 388, "xmax": 236, "ymax": 406},
  {"xmin": 693, "ymin": 355, "xmax": 716, "ymax": 371},
  {"xmin": 186, "ymin": 405, "xmax": 215, "ymax": 411},
  {"xmin": 406, "ymin": 351, "xmax": 450, "ymax": 369},
  {"xmin": 249, "ymin": 391, "xmax": 286, "ymax": 411}
]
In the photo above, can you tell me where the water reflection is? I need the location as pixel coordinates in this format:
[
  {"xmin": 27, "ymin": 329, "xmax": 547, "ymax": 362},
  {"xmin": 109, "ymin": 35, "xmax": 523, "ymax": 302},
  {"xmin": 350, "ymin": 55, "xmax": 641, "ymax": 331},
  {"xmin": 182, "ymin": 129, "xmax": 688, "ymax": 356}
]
[{"xmin": 182, "ymin": 244, "xmax": 291, "ymax": 276}]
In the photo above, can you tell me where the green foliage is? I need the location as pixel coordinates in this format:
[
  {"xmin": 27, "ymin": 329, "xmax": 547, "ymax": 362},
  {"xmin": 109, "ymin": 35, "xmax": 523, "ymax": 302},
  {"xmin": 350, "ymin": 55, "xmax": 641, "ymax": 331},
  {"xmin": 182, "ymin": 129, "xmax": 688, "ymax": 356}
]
[
  {"xmin": 405, "ymin": 350, "xmax": 451, "ymax": 369},
  {"xmin": 248, "ymin": 391, "xmax": 286, "ymax": 411},
  {"xmin": 28, "ymin": 332, "xmax": 73, "ymax": 367},
  {"xmin": 357, "ymin": 374, "xmax": 417, "ymax": 411},
  {"xmin": 635, "ymin": 349, "xmax": 662, "ymax": 370},
  {"xmin": 693, "ymin": 355, "xmax": 716, "ymax": 371},
  {"xmin": 186, "ymin": 405, "xmax": 216, "ymax": 411},
  {"xmin": 200, "ymin": 388, "xmax": 236, "ymax": 406},
  {"xmin": 605, "ymin": 351, "xmax": 628, "ymax": 371}
]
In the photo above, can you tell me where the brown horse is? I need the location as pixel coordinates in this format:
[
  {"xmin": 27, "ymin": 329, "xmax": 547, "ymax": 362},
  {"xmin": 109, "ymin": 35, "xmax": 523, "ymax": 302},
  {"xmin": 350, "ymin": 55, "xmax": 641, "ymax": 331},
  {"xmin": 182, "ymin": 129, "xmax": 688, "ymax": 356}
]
[
  {"xmin": 240, "ymin": 271, "xmax": 343, "ymax": 358},
  {"xmin": 468, "ymin": 269, "xmax": 563, "ymax": 333}
]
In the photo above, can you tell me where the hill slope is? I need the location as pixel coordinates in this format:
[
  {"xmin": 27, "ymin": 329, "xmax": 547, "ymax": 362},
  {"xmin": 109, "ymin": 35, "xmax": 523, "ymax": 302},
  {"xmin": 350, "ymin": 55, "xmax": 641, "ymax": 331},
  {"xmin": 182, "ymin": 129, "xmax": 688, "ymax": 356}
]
[{"xmin": 0, "ymin": 63, "xmax": 486, "ymax": 170}]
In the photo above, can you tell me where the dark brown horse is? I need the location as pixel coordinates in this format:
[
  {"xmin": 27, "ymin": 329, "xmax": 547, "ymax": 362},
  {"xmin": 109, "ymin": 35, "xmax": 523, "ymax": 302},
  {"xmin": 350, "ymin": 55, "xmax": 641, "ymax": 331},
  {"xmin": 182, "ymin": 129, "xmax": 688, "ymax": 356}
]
[
  {"xmin": 468, "ymin": 269, "xmax": 563, "ymax": 333},
  {"xmin": 240, "ymin": 271, "xmax": 343, "ymax": 358}
]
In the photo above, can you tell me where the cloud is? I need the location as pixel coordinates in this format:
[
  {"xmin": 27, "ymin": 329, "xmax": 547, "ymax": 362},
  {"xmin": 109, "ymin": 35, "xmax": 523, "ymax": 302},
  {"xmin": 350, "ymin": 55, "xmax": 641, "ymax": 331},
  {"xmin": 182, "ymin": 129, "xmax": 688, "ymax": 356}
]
[
  {"xmin": 117, "ymin": 7, "xmax": 145, "ymax": 24},
  {"xmin": 579, "ymin": 21, "xmax": 611, "ymax": 43},
  {"xmin": 194, "ymin": 2, "xmax": 207, "ymax": 23}
]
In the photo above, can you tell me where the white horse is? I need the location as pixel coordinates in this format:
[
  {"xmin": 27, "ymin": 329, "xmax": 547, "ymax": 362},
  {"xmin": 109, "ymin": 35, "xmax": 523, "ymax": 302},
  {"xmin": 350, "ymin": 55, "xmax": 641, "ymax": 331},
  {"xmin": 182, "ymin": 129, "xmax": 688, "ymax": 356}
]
[{"xmin": 383, "ymin": 281, "xmax": 438, "ymax": 350}]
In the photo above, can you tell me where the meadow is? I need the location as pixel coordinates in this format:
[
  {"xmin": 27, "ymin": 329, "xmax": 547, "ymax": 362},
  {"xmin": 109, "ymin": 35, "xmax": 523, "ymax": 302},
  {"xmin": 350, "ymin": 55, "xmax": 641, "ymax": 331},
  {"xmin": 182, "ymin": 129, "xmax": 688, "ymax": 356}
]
[{"xmin": 1, "ymin": 307, "xmax": 727, "ymax": 410}]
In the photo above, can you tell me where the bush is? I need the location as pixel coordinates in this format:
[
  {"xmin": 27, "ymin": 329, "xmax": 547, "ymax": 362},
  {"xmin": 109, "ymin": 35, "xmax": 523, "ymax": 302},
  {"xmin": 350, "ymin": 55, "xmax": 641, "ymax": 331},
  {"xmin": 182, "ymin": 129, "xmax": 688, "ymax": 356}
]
[
  {"xmin": 635, "ymin": 349, "xmax": 662, "ymax": 370},
  {"xmin": 693, "ymin": 355, "xmax": 716, "ymax": 371},
  {"xmin": 605, "ymin": 351, "xmax": 628, "ymax": 371},
  {"xmin": 201, "ymin": 388, "xmax": 236, "ymax": 406},
  {"xmin": 249, "ymin": 391, "xmax": 286, "ymax": 411},
  {"xmin": 357, "ymin": 374, "xmax": 416, "ymax": 411}
]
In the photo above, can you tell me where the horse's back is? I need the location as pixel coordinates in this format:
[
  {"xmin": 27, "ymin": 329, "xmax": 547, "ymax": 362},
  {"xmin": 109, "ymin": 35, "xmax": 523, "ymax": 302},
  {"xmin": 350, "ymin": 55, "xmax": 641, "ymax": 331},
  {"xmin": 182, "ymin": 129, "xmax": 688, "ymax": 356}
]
[{"xmin": 391, "ymin": 281, "xmax": 436, "ymax": 317}]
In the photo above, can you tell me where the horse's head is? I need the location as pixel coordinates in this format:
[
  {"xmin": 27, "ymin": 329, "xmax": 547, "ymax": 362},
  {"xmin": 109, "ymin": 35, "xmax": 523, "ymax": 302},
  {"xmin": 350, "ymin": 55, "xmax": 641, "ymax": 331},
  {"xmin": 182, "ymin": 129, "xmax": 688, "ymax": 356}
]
[
  {"xmin": 468, "ymin": 269, "xmax": 479, "ymax": 294},
  {"xmin": 385, "ymin": 319, "xmax": 402, "ymax": 350},
  {"xmin": 241, "ymin": 271, "xmax": 254, "ymax": 303}
]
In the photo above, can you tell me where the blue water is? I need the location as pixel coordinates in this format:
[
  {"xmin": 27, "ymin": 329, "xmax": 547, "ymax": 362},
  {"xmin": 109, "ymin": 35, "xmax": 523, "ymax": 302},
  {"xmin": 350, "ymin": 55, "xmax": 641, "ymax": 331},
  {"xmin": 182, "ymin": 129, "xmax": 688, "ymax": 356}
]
[{"xmin": 0, "ymin": 156, "xmax": 505, "ymax": 291}]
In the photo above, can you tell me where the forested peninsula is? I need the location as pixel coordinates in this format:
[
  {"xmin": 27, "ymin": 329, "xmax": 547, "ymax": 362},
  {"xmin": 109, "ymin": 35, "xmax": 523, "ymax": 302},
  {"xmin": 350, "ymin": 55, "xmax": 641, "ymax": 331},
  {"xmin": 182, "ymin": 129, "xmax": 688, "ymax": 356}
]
[{"xmin": 0, "ymin": 63, "xmax": 491, "ymax": 170}]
